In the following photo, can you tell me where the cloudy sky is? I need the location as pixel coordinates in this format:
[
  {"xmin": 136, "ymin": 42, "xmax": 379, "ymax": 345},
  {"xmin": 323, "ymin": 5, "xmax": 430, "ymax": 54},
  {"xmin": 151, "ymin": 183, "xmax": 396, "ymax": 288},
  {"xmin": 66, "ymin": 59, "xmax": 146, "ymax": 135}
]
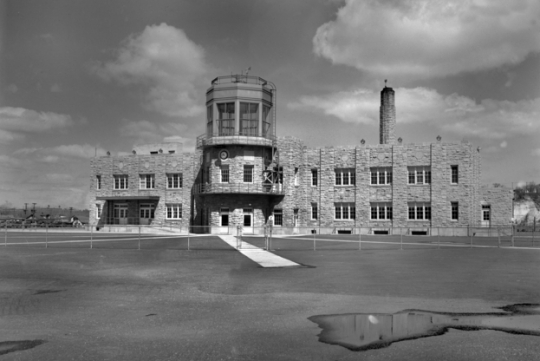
[{"xmin": 0, "ymin": 0, "xmax": 539, "ymax": 210}]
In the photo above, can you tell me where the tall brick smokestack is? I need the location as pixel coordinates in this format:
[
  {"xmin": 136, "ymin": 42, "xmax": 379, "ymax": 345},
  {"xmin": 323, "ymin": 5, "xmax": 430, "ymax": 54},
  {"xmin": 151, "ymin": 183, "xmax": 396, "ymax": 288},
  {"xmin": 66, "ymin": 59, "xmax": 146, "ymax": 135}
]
[{"xmin": 379, "ymin": 84, "xmax": 395, "ymax": 145}]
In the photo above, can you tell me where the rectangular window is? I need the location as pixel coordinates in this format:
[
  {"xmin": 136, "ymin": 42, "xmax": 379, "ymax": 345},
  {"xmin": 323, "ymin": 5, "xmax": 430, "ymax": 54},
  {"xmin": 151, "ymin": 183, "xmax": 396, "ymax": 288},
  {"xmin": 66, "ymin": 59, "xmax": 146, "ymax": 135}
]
[
  {"xmin": 139, "ymin": 174, "xmax": 155, "ymax": 189},
  {"xmin": 273, "ymin": 209, "xmax": 283, "ymax": 226},
  {"xmin": 335, "ymin": 168, "xmax": 355, "ymax": 186},
  {"xmin": 167, "ymin": 173, "xmax": 183, "ymax": 189},
  {"xmin": 96, "ymin": 175, "xmax": 101, "ymax": 190},
  {"xmin": 207, "ymin": 105, "xmax": 213, "ymax": 136},
  {"xmin": 166, "ymin": 173, "xmax": 183, "ymax": 189},
  {"xmin": 370, "ymin": 202, "xmax": 392, "ymax": 220},
  {"xmin": 451, "ymin": 202, "xmax": 459, "ymax": 220},
  {"xmin": 243, "ymin": 165, "xmax": 254, "ymax": 183},
  {"xmin": 217, "ymin": 102, "xmax": 235, "ymax": 136},
  {"xmin": 408, "ymin": 202, "xmax": 432, "ymax": 220},
  {"xmin": 262, "ymin": 105, "xmax": 271, "ymax": 136},
  {"xmin": 221, "ymin": 207, "xmax": 229, "ymax": 226},
  {"xmin": 113, "ymin": 175, "xmax": 128, "ymax": 190},
  {"xmin": 334, "ymin": 203, "xmax": 355, "ymax": 220},
  {"xmin": 240, "ymin": 102, "xmax": 259, "ymax": 136},
  {"xmin": 96, "ymin": 204, "xmax": 101, "ymax": 219},
  {"xmin": 408, "ymin": 166, "xmax": 431, "ymax": 185},
  {"xmin": 451, "ymin": 165, "xmax": 459, "ymax": 184},
  {"xmin": 221, "ymin": 165, "xmax": 229, "ymax": 183},
  {"xmin": 294, "ymin": 168, "xmax": 299, "ymax": 186},
  {"xmin": 311, "ymin": 203, "xmax": 318, "ymax": 220},
  {"xmin": 311, "ymin": 169, "xmax": 318, "ymax": 186},
  {"xmin": 166, "ymin": 204, "xmax": 182, "ymax": 219},
  {"xmin": 370, "ymin": 167, "xmax": 392, "ymax": 185}
]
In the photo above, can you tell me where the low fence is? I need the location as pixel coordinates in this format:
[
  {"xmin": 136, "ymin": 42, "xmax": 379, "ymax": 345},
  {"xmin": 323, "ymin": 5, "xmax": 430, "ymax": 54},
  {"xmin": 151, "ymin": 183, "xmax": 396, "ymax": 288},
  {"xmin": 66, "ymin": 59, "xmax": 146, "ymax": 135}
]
[{"xmin": 1, "ymin": 223, "xmax": 539, "ymax": 252}]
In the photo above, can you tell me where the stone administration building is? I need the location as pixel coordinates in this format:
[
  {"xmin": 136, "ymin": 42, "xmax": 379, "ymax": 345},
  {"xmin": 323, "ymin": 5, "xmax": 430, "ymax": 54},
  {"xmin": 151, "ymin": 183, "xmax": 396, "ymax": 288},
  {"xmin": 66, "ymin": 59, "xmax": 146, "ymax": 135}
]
[{"xmin": 89, "ymin": 74, "xmax": 512, "ymax": 234}]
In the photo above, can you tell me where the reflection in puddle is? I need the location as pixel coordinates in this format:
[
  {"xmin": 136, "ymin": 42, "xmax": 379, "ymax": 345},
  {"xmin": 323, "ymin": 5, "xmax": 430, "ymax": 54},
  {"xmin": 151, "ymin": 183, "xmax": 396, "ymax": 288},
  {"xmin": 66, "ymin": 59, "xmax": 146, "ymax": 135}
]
[{"xmin": 309, "ymin": 304, "xmax": 540, "ymax": 351}]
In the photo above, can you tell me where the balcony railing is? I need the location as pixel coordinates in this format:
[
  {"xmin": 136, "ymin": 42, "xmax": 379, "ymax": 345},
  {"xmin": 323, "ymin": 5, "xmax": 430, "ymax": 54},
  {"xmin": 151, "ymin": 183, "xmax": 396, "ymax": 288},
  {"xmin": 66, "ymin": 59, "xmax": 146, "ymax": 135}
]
[
  {"xmin": 196, "ymin": 132, "xmax": 276, "ymax": 148},
  {"xmin": 193, "ymin": 182, "xmax": 284, "ymax": 196}
]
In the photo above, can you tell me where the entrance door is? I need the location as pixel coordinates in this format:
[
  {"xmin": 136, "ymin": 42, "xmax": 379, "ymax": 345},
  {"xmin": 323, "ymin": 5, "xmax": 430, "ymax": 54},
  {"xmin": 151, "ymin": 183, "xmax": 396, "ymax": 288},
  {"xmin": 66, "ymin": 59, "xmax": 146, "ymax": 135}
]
[
  {"xmin": 114, "ymin": 204, "xmax": 128, "ymax": 225},
  {"xmin": 293, "ymin": 209, "xmax": 299, "ymax": 234},
  {"xmin": 140, "ymin": 204, "xmax": 155, "ymax": 225},
  {"xmin": 243, "ymin": 208, "xmax": 253, "ymax": 234},
  {"xmin": 481, "ymin": 205, "xmax": 491, "ymax": 227}
]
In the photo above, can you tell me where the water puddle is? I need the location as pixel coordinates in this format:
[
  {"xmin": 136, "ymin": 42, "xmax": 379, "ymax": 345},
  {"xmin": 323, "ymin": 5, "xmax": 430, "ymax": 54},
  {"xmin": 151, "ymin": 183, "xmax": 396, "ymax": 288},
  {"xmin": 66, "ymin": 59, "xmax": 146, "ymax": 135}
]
[
  {"xmin": 0, "ymin": 340, "xmax": 46, "ymax": 355},
  {"xmin": 309, "ymin": 304, "xmax": 540, "ymax": 351}
]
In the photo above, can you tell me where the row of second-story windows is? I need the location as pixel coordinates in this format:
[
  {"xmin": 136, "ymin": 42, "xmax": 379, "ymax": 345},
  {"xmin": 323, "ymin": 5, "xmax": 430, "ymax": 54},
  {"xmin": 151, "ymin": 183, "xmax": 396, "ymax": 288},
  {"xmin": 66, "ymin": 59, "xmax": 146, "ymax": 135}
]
[
  {"xmin": 217, "ymin": 165, "xmax": 256, "ymax": 183},
  {"xmin": 96, "ymin": 174, "xmax": 183, "ymax": 190},
  {"xmin": 308, "ymin": 165, "xmax": 458, "ymax": 187},
  {"xmin": 95, "ymin": 203, "xmax": 182, "ymax": 219}
]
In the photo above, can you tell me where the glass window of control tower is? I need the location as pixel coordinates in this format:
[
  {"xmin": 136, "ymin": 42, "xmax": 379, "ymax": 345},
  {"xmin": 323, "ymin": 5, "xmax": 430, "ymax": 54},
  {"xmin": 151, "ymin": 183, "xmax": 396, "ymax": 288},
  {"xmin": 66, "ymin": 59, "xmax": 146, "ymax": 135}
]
[
  {"xmin": 240, "ymin": 103, "xmax": 259, "ymax": 136},
  {"xmin": 218, "ymin": 103, "xmax": 235, "ymax": 136}
]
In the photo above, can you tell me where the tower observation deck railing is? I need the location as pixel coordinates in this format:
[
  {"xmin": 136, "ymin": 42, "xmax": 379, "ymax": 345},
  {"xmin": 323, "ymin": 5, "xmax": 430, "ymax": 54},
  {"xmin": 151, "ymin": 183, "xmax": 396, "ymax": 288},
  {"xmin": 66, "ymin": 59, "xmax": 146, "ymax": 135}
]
[
  {"xmin": 196, "ymin": 132, "xmax": 276, "ymax": 148},
  {"xmin": 193, "ymin": 182, "xmax": 284, "ymax": 196}
]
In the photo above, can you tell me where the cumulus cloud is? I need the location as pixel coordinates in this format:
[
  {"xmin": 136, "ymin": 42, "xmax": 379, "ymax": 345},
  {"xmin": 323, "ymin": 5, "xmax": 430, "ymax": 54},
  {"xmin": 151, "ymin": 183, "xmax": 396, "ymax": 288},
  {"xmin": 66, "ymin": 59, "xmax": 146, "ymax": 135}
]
[
  {"xmin": 91, "ymin": 23, "xmax": 211, "ymax": 117},
  {"xmin": 313, "ymin": 0, "xmax": 540, "ymax": 78},
  {"xmin": 288, "ymin": 87, "xmax": 540, "ymax": 139},
  {"xmin": 0, "ymin": 107, "xmax": 74, "ymax": 143}
]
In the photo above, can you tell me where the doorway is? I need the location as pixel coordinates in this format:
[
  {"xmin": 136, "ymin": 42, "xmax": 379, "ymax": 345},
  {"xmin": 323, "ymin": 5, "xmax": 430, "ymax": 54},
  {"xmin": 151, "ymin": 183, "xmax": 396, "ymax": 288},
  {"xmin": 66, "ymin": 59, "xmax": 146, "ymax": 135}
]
[
  {"xmin": 243, "ymin": 208, "xmax": 253, "ymax": 234},
  {"xmin": 114, "ymin": 204, "xmax": 128, "ymax": 225},
  {"xmin": 139, "ymin": 203, "xmax": 155, "ymax": 225}
]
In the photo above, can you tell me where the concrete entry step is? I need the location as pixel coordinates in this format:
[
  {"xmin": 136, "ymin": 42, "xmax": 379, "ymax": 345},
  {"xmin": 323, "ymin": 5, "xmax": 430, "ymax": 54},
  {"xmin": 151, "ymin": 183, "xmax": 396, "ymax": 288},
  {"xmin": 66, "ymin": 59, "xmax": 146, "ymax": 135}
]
[{"xmin": 218, "ymin": 235, "xmax": 300, "ymax": 268}]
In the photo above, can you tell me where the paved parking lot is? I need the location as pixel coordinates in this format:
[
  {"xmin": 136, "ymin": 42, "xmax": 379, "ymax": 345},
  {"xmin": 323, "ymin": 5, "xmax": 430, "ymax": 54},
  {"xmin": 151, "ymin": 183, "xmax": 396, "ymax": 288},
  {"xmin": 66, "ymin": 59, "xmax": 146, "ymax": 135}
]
[{"xmin": 0, "ymin": 232, "xmax": 539, "ymax": 360}]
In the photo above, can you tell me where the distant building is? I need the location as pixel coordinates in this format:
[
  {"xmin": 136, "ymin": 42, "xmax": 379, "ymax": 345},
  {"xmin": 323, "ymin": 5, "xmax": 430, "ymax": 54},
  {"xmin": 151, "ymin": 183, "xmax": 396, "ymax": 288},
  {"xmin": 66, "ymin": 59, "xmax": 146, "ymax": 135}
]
[{"xmin": 89, "ymin": 74, "xmax": 512, "ymax": 234}]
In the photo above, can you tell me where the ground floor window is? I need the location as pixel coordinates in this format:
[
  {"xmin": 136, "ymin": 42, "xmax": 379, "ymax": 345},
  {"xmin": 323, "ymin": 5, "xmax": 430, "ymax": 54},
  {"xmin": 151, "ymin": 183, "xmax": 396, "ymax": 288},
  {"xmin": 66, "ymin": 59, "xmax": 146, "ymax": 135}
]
[
  {"xmin": 451, "ymin": 202, "xmax": 459, "ymax": 220},
  {"xmin": 273, "ymin": 209, "xmax": 283, "ymax": 226},
  {"xmin": 96, "ymin": 204, "xmax": 101, "ymax": 219},
  {"xmin": 166, "ymin": 204, "xmax": 182, "ymax": 219},
  {"xmin": 221, "ymin": 208, "xmax": 229, "ymax": 226},
  {"xmin": 370, "ymin": 202, "xmax": 392, "ymax": 220},
  {"xmin": 335, "ymin": 203, "xmax": 355, "ymax": 220},
  {"xmin": 311, "ymin": 203, "xmax": 318, "ymax": 220},
  {"xmin": 408, "ymin": 202, "xmax": 431, "ymax": 220}
]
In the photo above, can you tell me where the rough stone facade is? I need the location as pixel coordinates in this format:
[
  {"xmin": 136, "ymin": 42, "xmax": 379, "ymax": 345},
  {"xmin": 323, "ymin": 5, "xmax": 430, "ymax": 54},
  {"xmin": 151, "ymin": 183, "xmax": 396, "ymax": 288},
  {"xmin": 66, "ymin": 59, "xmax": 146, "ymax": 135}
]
[{"xmin": 88, "ymin": 75, "xmax": 513, "ymax": 233}]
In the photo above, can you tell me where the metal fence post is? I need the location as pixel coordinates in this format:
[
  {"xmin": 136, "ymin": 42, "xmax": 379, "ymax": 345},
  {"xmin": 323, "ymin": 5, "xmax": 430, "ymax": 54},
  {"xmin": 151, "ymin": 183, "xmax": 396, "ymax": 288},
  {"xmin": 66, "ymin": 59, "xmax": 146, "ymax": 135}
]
[
  {"xmin": 313, "ymin": 232, "xmax": 316, "ymax": 251},
  {"xmin": 138, "ymin": 226, "xmax": 141, "ymax": 250},
  {"xmin": 188, "ymin": 232, "xmax": 190, "ymax": 251},
  {"xmin": 512, "ymin": 225, "xmax": 515, "ymax": 247},
  {"xmin": 4, "ymin": 222, "xmax": 7, "ymax": 247},
  {"xmin": 438, "ymin": 227, "xmax": 440, "ymax": 249},
  {"xmin": 470, "ymin": 225, "xmax": 473, "ymax": 248},
  {"xmin": 400, "ymin": 228, "xmax": 403, "ymax": 250},
  {"xmin": 46, "ymin": 223, "xmax": 48, "ymax": 248},
  {"xmin": 358, "ymin": 227, "xmax": 361, "ymax": 250},
  {"xmin": 90, "ymin": 224, "xmax": 93, "ymax": 249},
  {"xmin": 498, "ymin": 226, "xmax": 501, "ymax": 248}
]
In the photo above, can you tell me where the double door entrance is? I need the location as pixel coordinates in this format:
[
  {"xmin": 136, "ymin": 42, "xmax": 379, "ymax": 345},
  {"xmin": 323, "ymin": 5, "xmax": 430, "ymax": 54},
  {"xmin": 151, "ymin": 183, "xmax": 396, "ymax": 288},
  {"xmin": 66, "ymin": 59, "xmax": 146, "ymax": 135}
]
[{"xmin": 140, "ymin": 203, "xmax": 155, "ymax": 225}]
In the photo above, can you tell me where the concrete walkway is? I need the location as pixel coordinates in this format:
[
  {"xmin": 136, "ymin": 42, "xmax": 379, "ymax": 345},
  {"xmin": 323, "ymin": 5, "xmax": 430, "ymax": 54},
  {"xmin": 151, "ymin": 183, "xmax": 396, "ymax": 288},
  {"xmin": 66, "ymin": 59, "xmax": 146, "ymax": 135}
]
[{"xmin": 218, "ymin": 235, "xmax": 301, "ymax": 268}]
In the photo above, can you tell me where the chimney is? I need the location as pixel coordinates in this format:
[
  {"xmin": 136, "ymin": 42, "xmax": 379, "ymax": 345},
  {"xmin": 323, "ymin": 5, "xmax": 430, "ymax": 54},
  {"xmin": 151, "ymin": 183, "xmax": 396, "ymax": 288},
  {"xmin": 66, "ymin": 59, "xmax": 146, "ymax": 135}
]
[{"xmin": 379, "ymin": 83, "xmax": 396, "ymax": 145}]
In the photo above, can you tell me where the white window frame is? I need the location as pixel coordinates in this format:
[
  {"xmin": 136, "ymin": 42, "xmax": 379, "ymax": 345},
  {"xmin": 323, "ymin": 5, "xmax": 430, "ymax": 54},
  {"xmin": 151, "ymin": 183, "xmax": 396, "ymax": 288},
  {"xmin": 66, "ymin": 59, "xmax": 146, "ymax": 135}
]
[
  {"xmin": 166, "ymin": 204, "xmax": 182, "ymax": 219},
  {"xmin": 408, "ymin": 166, "xmax": 431, "ymax": 185},
  {"xmin": 139, "ymin": 174, "xmax": 155, "ymax": 189},
  {"xmin": 311, "ymin": 169, "xmax": 318, "ymax": 187},
  {"xmin": 96, "ymin": 204, "xmax": 101, "ymax": 219},
  {"xmin": 370, "ymin": 167, "xmax": 392, "ymax": 185},
  {"xmin": 166, "ymin": 173, "xmax": 183, "ymax": 189},
  {"xmin": 96, "ymin": 175, "xmax": 102, "ymax": 190},
  {"xmin": 113, "ymin": 175, "xmax": 129, "ymax": 190},
  {"xmin": 294, "ymin": 167, "xmax": 299, "ymax": 186},
  {"xmin": 334, "ymin": 202, "xmax": 355, "ymax": 220},
  {"xmin": 370, "ymin": 202, "xmax": 392, "ymax": 220},
  {"xmin": 408, "ymin": 202, "xmax": 432, "ymax": 220},
  {"xmin": 335, "ymin": 168, "xmax": 355, "ymax": 186}
]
